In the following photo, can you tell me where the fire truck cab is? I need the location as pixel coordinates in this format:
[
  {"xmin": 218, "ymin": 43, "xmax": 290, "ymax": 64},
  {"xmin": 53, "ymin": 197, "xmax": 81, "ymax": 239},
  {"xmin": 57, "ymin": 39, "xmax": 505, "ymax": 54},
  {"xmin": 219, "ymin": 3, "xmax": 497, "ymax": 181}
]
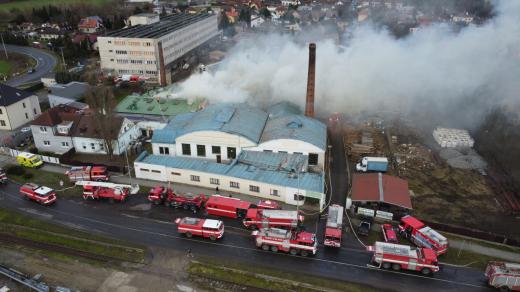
[
  {"xmin": 382, "ymin": 224, "xmax": 399, "ymax": 244},
  {"xmin": 66, "ymin": 166, "xmax": 109, "ymax": 182},
  {"xmin": 176, "ymin": 217, "xmax": 224, "ymax": 241},
  {"xmin": 399, "ymin": 215, "xmax": 448, "ymax": 255},
  {"xmin": 19, "ymin": 183, "xmax": 57, "ymax": 205},
  {"xmin": 485, "ymin": 261, "xmax": 520, "ymax": 291},
  {"xmin": 205, "ymin": 195, "xmax": 251, "ymax": 218},
  {"xmin": 252, "ymin": 228, "xmax": 317, "ymax": 257},
  {"xmin": 148, "ymin": 185, "xmax": 207, "ymax": 212},
  {"xmin": 243, "ymin": 209, "xmax": 303, "ymax": 230},
  {"xmin": 324, "ymin": 204, "xmax": 344, "ymax": 247},
  {"xmin": 368, "ymin": 241, "xmax": 440, "ymax": 275}
]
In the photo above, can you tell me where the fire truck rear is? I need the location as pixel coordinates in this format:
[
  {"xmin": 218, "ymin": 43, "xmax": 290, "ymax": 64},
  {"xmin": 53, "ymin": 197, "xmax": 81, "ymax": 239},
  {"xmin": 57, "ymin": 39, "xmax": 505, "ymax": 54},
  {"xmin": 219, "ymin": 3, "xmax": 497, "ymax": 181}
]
[
  {"xmin": 398, "ymin": 215, "xmax": 448, "ymax": 255},
  {"xmin": 368, "ymin": 241, "xmax": 440, "ymax": 275},
  {"xmin": 19, "ymin": 183, "xmax": 57, "ymax": 205},
  {"xmin": 0, "ymin": 167, "xmax": 7, "ymax": 184},
  {"xmin": 66, "ymin": 166, "xmax": 109, "ymax": 182},
  {"xmin": 205, "ymin": 195, "xmax": 251, "ymax": 218},
  {"xmin": 485, "ymin": 261, "xmax": 520, "ymax": 291},
  {"xmin": 324, "ymin": 204, "xmax": 344, "ymax": 247},
  {"xmin": 252, "ymin": 228, "xmax": 317, "ymax": 257},
  {"xmin": 243, "ymin": 209, "xmax": 303, "ymax": 230},
  {"xmin": 148, "ymin": 185, "xmax": 207, "ymax": 212},
  {"xmin": 175, "ymin": 217, "xmax": 224, "ymax": 241}
]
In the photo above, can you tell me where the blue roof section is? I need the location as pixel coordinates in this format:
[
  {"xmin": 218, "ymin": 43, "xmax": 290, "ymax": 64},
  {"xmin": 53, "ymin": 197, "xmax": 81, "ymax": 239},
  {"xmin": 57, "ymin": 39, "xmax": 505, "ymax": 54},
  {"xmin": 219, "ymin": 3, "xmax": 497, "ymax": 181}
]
[
  {"xmin": 238, "ymin": 150, "xmax": 308, "ymax": 172},
  {"xmin": 260, "ymin": 114, "xmax": 327, "ymax": 150},
  {"xmin": 151, "ymin": 129, "xmax": 176, "ymax": 144},
  {"xmin": 136, "ymin": 151, "xmax": 324, "ymax": 193},
  {"xmin": 159, "ymin": 104, "xmax": 269, "ymax": 143},
  {"xmin": 267, "ymin": 102, "xmax": 302, "ymax": 119}
]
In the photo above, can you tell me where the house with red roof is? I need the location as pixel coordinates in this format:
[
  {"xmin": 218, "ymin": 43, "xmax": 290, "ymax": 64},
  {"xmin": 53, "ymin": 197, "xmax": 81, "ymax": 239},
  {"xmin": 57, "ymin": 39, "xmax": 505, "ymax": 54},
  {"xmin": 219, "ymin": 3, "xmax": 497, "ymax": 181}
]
[{"xmin": 78, "ymin": 16, "xmax": 104, "ymax": 34}]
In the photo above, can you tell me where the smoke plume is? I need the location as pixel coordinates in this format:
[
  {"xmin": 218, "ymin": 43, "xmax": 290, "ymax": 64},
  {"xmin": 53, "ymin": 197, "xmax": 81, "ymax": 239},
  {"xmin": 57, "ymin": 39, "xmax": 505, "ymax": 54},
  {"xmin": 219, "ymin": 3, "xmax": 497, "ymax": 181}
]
[{"xmin": 177, "ymin": 0, "xmax": 520, "ymax": 128}]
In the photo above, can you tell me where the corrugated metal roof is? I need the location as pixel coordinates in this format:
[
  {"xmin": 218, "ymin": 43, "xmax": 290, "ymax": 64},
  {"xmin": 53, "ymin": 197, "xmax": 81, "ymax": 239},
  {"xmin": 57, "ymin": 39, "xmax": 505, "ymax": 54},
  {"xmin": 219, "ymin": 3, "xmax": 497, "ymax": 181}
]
[
  {"xmin": 351, "ymin": 173, "xmax": 412, "ymax": 209},
  {"xmin": 136, "ymin": 151, "xmax": 324, "ymax": 193},
  {"xmin": 267, "ymin": 102, "xmax": 301, "ymax": 119},
  {"xmin": 260, "ymin": 114, "xmax": 327, "ymax": 150},
  {"xmin": 159, "ymin": 104, "xmax": 269, "ymax": 143}
]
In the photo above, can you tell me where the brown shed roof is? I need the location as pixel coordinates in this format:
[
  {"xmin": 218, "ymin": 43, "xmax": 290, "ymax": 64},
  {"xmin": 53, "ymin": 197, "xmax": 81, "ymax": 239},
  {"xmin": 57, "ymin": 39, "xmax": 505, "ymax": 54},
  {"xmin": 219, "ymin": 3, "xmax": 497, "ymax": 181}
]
[
  {"xmin": 31, "ymin": 105, "xmax": 82, "ymax": 127},
  {"xmin": 351, "ymin": 173, "xmax": 412, "ymax": 209}
]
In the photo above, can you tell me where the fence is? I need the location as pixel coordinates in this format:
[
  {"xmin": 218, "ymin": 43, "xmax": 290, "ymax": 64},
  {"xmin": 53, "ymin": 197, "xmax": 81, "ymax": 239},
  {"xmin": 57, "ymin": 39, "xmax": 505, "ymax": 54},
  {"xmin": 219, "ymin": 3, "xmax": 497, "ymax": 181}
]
[{"xmin": 0, "ymin": 147, "xmax": 60, "ymax": 165}]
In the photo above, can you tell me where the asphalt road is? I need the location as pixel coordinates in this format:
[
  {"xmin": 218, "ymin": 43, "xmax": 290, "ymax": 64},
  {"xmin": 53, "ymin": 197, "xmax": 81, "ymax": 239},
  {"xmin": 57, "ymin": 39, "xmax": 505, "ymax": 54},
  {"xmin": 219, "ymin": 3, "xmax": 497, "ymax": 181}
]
[
  {"xmin": 3, "ymin": 45, "xmax": 57, "ymax": 87},
  {"xmin": 0, "ymin": 180, "xmax": 492, "ymax": 292}
]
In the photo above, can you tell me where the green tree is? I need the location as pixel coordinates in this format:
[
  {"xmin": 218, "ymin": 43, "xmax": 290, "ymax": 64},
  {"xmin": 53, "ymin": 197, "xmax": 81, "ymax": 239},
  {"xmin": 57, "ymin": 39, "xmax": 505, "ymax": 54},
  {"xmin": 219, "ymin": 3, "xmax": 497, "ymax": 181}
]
[{"xmin": 260, "ymin": 8, "xmax": 271, "ymax": 19}]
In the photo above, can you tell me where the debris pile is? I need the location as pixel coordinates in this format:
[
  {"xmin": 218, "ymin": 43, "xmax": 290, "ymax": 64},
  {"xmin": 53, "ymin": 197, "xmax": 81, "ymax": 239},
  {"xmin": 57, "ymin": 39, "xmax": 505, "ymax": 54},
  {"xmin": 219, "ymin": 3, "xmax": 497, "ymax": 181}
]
[
  {"xmin": 440, "ymin": 149, "xmax": 487, "ymax": 170},
  {"xmin": 395, "ymin": 143, "xmax": 435, "ymax": 175},
  {"xmin": 433, "ymin": 127, "xmax": 475, "ymax": 148}
]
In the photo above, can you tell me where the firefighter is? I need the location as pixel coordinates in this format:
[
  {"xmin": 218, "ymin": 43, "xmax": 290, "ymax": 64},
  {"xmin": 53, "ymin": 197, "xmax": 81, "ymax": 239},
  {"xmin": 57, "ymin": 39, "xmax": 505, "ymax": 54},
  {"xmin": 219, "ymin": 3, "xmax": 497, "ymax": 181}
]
[
  {"xmin": 186, "ymin": 248, "xmax": 193, "ymax": 258},
  {"xmin": 215, "ymin": 186, "xmax": 219, "ymax": 194}
]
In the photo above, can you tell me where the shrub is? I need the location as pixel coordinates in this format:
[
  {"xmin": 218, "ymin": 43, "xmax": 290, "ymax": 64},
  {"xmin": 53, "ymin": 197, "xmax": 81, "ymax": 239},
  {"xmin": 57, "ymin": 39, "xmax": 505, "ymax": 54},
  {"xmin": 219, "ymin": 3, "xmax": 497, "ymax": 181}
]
[
  {"xmin": 28, "ymin": 147, "xmax": 38, "ymax": 154},
  {"xmin": 5, "ymin": 165, "xmax": 25, "ymax": 176}
]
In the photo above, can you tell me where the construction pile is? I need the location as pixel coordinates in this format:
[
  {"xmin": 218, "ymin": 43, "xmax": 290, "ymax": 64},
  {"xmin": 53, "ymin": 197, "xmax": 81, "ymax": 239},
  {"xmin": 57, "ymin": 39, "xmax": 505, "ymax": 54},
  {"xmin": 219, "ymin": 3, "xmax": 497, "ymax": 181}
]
[
  {"xmin": 345, "ymin": 127, "xmax": 374, "ymax": 159},
  {"xmin": 439, "ymin": 148, "xmax": 487, "ymax": 170},
  {"xmin": 433, "ymin": 127, "xmax": 475, "ymax": 148},
  {"xmin": 394, "ymin": 143, "xmax": 435, "ymax": 176}
]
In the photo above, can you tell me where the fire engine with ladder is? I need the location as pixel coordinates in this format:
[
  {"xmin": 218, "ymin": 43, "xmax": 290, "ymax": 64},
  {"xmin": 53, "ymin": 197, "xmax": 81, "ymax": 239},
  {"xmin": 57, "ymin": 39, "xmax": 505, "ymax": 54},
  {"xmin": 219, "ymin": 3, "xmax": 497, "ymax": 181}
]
[
  {"xmin": 485, "ymin": 261, "xmax": 520, "ymax": 291},
  {"xmin": 398, "ymin": 215, "xmax": 449, "ymax": 255},
  {"xmin": 243, "ymin": 209, "xmax": 303, "ymax": 230},
  {"xmin": 148, "ymin": 185, "xmax": 207, "ymax": 213},
  {"xmin": 252, "ymin": 228, "xmax": 317, "ymax": 257},
  {"xmin": 367, "ymin": 241, "xmax": 440, "ymax": 275},
  {"xmin": 324, "ymin": 204, "xmax": 344, "ymax": 247},
  {"xmin": 76, "ymin": 181, "xmax": 139, "ymax": 203}
]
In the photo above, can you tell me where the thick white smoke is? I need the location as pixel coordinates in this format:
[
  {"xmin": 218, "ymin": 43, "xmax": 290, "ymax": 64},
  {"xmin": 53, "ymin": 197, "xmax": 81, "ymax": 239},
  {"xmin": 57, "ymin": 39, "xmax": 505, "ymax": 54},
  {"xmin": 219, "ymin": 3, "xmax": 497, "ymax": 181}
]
[{"xmin": 177, "ymin": 0, "xmax": 520, "ymax": 128}]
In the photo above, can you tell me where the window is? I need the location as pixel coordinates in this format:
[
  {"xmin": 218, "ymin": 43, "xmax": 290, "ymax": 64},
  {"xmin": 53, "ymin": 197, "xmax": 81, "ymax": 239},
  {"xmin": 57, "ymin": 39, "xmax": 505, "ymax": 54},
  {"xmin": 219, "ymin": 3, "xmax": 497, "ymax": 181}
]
[
  {"xmin": 100, "ymin": 143, "xmax": 105, "ymax": 150},
  {"xmin": 91, "ymin": 143, "xmax": 95, "ymax": 150},
  {"xmin": 82, "ymin": 143, "xmax": 87, "ymax": 150},
  {"xmin": 182, "ymin": 144, "xmax": 191, "ymax": 155},
  {"xmin": 40, "ymin": 126, "xmax": 47, "ymax": 132},
  {"xmin": 171, "ymin": 172, "xmax": 181, "ymax": 176},
  {"xmin": 0, "ymin": 108, "xmax": 2, "ymax": 114},
  {"xmin": 308, "ymin": 153, "xmax": 319, "ymax": 165},
  {"xmin": 61, "ymin": 142, "xmax": 69, "ymax": 147},
  {"xmin": 212, "ymin": 146, "xmax": 221, "ymax": 154},
  {"xmin": 270, "ymin": 189, "xmax": 279, "ymax": 197},
  {"xmin": 140, "ymin": 168, "xmax": 150, "ymax": 172},
  {"xmin": 263, "ymin": 149, "xmax": 272, "ymax": 152},
  {"xmin": 33, "ymin": 108, "xmax": 37, "ymax": 114},
  {"xmin": 190, "ymin": 175, "xmax": 200, "ymax": 182},
  {"xmin": 249, "ymin": 185, "xmax": 259, "ymax": 193},
  {"xmin": 197, "ymin": 145, "xmax": 206, "ymax": 157},
  {"xmin": 25, "ymin": 113, "xmax": 28, "ymax": 119},
  {"xmin": 294, "ymin": 193, "xmax": 304, "ymax": 201},
  {"xmin": 0, "ymin": 120, "xmax": 5, "ymax": 127},
  {"xmin": 152, "ymin": 170, "xmax": 161, "ymax": 173},
  {"xmin": 22, "ymin": 102, "xmax": 26, "ymax": 108},
  {"xmin": 159, "ymin": 146, "xmax": 169, "ymax": 155},
  {"xmin": 230, "ymin": 181, "xmax": 239, "ymax": 189},
  {"xmin": 43, "ymin": 140, "xmax": 50, "ymax": 146},
  {"xmin": 294, "ymin": 152, "xmax": 303, "ymax": 155},
  {"xmin": 278, "ymin": 151, "xmax": 288, "ymax": 154},
  {"xmin": 210, "ymin": 178, "xmax": 220, "ymax": 185},
  {"xmin": 227, "ymin": 147, "xmax": 236, "ymax": 159}
]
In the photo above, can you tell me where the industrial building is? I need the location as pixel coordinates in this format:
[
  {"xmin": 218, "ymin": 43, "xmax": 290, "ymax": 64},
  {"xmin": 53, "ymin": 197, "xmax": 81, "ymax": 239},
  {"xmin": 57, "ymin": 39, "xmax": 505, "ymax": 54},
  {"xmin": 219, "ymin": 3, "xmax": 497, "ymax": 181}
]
[{"xmin": 98, "ymin": 13, "xmax": 219, "ymax": 85}]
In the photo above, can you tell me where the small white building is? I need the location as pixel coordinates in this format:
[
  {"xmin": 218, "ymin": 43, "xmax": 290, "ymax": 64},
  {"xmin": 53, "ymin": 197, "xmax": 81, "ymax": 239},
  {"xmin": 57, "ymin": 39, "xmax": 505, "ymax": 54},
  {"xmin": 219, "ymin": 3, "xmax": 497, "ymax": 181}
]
[
  {"xmin": 129, "ymin": 13, "xmax": 160, "ymax": 26},
  {"xmin": 0, "ymin": 84, "xmax": 41, "ymax": 130}
]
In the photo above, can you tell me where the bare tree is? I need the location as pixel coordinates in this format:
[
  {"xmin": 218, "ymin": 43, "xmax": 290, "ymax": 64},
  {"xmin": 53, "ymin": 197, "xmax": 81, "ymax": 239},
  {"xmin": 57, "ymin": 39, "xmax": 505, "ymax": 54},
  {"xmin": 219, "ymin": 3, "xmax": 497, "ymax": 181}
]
[{"xmin": 84, "ymin": 74, "xmax": 119, "ymax": 159}]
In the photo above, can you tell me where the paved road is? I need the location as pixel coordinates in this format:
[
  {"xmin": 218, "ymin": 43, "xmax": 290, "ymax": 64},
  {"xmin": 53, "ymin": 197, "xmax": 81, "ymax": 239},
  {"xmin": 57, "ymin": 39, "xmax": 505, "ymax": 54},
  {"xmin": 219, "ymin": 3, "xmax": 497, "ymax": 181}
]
[
  {"xmin": 0, "ymin": 180, "xmax": 491, "ymax": 292},
  {"xmin": 3, "ymin": 45, "xmax": 57, "ymax": 87}
]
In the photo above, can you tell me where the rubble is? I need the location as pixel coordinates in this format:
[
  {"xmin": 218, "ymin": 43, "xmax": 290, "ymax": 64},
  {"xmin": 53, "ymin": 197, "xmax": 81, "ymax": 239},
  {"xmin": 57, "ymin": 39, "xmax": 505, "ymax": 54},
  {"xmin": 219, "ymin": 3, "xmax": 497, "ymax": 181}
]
[{"xmin": 440, "ymin": 149, "xmax": 487, "ymax": 170}]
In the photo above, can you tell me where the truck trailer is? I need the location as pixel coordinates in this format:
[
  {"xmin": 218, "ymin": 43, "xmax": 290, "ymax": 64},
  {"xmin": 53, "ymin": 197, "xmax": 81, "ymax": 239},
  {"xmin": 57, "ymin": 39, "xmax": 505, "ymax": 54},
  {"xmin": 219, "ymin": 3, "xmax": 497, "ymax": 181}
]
[
  {"xmin": 368, "ymin": 241, "xmax": 440, "ymax": 275},
  {"xmin": 252, "ymin": 228, "xmax": 317, "ymax": 257},
  {"xmin": 485, "ymin": 261, "xmax": 520, "ymax": 291},
  {"xmin": 356, "ymin": 157, "xmax": 388, "ymax": 172}
]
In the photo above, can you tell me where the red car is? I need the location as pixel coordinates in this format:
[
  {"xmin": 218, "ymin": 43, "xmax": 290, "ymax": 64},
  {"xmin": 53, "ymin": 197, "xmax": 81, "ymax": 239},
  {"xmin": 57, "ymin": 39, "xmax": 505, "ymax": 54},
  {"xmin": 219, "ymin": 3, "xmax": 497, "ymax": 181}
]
[{"xmin": 381, "ymin": 224, "xmax": 398, "ymax": 243}]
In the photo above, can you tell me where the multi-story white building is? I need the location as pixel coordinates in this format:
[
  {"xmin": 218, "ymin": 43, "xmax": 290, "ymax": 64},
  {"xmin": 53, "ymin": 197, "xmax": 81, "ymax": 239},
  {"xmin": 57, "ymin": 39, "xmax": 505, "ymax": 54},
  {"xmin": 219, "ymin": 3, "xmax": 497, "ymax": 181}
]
[
  {"xmin": 0, "ymin": 84, "xmax": 41, "ymax": 130},
  {"xmin": 98, "ymin": 13, "xmax": 220, "ymax": 85}
]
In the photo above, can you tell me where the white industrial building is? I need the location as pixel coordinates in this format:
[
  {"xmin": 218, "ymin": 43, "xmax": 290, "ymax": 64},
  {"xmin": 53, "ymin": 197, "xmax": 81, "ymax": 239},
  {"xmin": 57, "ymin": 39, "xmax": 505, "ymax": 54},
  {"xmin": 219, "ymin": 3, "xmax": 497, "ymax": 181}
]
[
  {"xmin": 98, "ymin": 13, "xmax": 220, "ymax": 85},
  {"xmin": 136, "ymin": 102, "xmax": 327, "ymax": 207},
  {"xmin": 128, "ymin": 13, "xmax": 160, "ymax": 26}
]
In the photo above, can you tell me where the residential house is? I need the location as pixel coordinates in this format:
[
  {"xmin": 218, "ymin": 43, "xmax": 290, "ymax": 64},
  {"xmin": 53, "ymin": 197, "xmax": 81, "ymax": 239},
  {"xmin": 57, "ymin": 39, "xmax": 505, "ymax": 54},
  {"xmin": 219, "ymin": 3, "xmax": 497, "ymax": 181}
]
[
  {"xmin": 78, "ymin": 16, "xmax": 104, "ymax": 34},
  {"xmin": 30, "ymin": 105, "xmax": 140, "ymax": 155},
  {"xmin": 0, "ymin": 84, "xmax": 41, "ymax": 130},
  {"xmin": 36, "ymin": 27, "xmax": 66, "ymax": 40},
  {"xmin": 48, "ymin": 82, "xmax": 89, "ymax": 108}
]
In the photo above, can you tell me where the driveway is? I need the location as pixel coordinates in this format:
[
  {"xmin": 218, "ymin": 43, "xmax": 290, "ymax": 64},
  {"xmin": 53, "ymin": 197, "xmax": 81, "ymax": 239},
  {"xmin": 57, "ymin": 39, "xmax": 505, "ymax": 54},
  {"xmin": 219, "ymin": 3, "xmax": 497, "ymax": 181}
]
[{"xmin": 3, "ymin": 45, "xmax": 57, "ymax": 87}]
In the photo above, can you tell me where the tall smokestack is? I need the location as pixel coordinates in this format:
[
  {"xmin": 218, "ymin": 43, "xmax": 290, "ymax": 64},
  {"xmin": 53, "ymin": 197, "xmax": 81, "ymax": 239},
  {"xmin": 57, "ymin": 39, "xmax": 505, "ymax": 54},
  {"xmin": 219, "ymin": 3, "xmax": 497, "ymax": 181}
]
[{"xmin": 305, "ymin": 43, "xmax": 316, "ymax": 117}]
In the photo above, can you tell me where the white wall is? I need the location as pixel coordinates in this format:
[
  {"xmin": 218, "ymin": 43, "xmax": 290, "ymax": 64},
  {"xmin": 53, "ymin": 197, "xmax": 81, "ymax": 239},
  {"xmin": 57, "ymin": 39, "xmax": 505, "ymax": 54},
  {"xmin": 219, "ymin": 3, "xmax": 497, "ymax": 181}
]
[
  {"xmin": 249, "ymin": 139, "xmax": 325, "ymax": 169},
  {"xmin": 152, "ymin": 142, "xmax": 175, "ymax": 156},
  {"xmin": 174, "ymin": 131, "xmax": 256, "ymax": 162},
  {"xmin": 72, "ymin": 119, "xmax": 140, "ymax": 155},
  {"xmin": 134, "ymin": 160, "xmax": 314, "ymax": 206},
  {"xmin": 0, "ymin": 96, "xmax": 41, "ymax": 130}
]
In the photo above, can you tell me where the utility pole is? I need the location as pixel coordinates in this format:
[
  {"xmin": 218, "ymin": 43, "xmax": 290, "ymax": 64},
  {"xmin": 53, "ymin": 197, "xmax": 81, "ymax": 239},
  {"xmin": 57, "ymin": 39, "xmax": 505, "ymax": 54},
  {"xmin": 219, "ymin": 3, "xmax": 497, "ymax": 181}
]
[
  {"xmin": 59, "ymin": 47, "xmax": 66, "ymax": 70},
  {"xmin": 1, "ymin": 32, "xmax": 8, "ymax": 60}
]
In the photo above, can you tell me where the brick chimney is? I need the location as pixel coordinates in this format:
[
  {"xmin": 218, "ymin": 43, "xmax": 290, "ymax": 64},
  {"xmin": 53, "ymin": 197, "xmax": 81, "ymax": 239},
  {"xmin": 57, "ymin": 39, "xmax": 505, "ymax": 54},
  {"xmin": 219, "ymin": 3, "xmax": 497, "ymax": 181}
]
[{"xmin": 305, "ymin": 43, "xmax": 316, "ymax": 117}]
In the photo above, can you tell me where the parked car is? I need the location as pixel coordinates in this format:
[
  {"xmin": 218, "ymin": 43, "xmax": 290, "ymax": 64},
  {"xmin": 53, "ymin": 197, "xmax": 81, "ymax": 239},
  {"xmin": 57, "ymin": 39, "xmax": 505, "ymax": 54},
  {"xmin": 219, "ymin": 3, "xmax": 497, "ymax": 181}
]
[
  {"xmin": 357, "ymin": 221, "xmax": 371, "ymax": 236},
  {"xmin": 381, "ymin": 224, "xmax": 398, "ymax": 243}
]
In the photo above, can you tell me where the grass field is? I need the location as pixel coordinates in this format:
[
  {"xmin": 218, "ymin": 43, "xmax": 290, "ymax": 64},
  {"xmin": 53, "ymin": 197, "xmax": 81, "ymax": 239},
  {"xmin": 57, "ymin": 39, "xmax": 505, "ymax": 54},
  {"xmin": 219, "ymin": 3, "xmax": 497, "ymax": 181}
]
[
  {"xmin": 0, "ymin": 60, "xmax": 12, "ymax": 75},
  {"xmin": 0, "ymin": 0, "xmax": 114, "ymax": 11},
  {"xmin": 0, "ymin": 208, "xmax": 146, "ymax": 263},
  {"xmin": 0, "ymin": 52, "xmax": 35, "ymax": 78}
]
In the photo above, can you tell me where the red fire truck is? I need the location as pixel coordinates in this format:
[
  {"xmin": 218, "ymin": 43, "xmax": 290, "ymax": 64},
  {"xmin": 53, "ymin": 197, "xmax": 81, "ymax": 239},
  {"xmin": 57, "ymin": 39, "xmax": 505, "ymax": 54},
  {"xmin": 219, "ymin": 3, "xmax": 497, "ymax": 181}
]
[
  {"xmin": 0, "ymin": 167, "xmax": 7, "ymax": 184},
  {"xmin": 398, "ymin": 215, "xmax": 448, "ymax": 255},
  {"xmin": 19, "ymin": 183, "xmax": 57, "ymax": 205},
  {"xmin": 367, "ymin": 241, "xmax": 440, "ymax": 275},
  {"xmin": 252, "ymin": 228, "xmax": 318, "ymax": 257},
  {"xmin": 243, "ymin": 209, "xmax": 303, "ymax": 230},
  {"xmin": 148, "ymin": 185, "xmax": 207, "ymax": 212},
  {"xmin": 256, "ymin": 200, "xmax": 281, "ymax": 210},
  {"xmin": 66, "ymin": 166, "xmax": 109, "ymax": 182},
  {"xmin": 324, "ymin": 204, "xmax": 344, "ymax": 247},
  {"xmin": 76, "ymin": 181, "xmax": 139, "ymax": 203},
  {"xmin": 205, "ymin": 195, "xmax": 252, "ymax": 218},
  {"xmin": 175, "ymin": 217, "xmax": 224, "ymax": 241},
  {"xmin": 485, "ymin": 261, "xmax": 520, "ymax": 291}
]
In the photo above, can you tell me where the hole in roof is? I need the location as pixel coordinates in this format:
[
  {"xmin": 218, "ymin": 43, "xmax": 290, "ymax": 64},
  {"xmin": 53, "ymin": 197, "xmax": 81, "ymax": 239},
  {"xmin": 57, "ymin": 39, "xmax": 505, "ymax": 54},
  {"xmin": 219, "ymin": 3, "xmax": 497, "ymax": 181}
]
[{"xmin": 287, "ymin": 119, "xmax": 303, "ymax": 129}]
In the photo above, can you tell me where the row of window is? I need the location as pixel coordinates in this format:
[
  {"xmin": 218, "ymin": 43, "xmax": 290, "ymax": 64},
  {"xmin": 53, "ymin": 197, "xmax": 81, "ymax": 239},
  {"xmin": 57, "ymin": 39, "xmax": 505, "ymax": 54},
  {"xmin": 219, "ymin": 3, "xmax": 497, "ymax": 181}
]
[
  {"xmin": 42, "ymin": 140, "xmax": 70, "ymax": 148},
  {"xmin": 181, "ymin": 144, "xmax": 236, "ymax": 159},
  {"xmin": 115, "ymin": 50, "xmax": 127, "ymax": 55}
]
